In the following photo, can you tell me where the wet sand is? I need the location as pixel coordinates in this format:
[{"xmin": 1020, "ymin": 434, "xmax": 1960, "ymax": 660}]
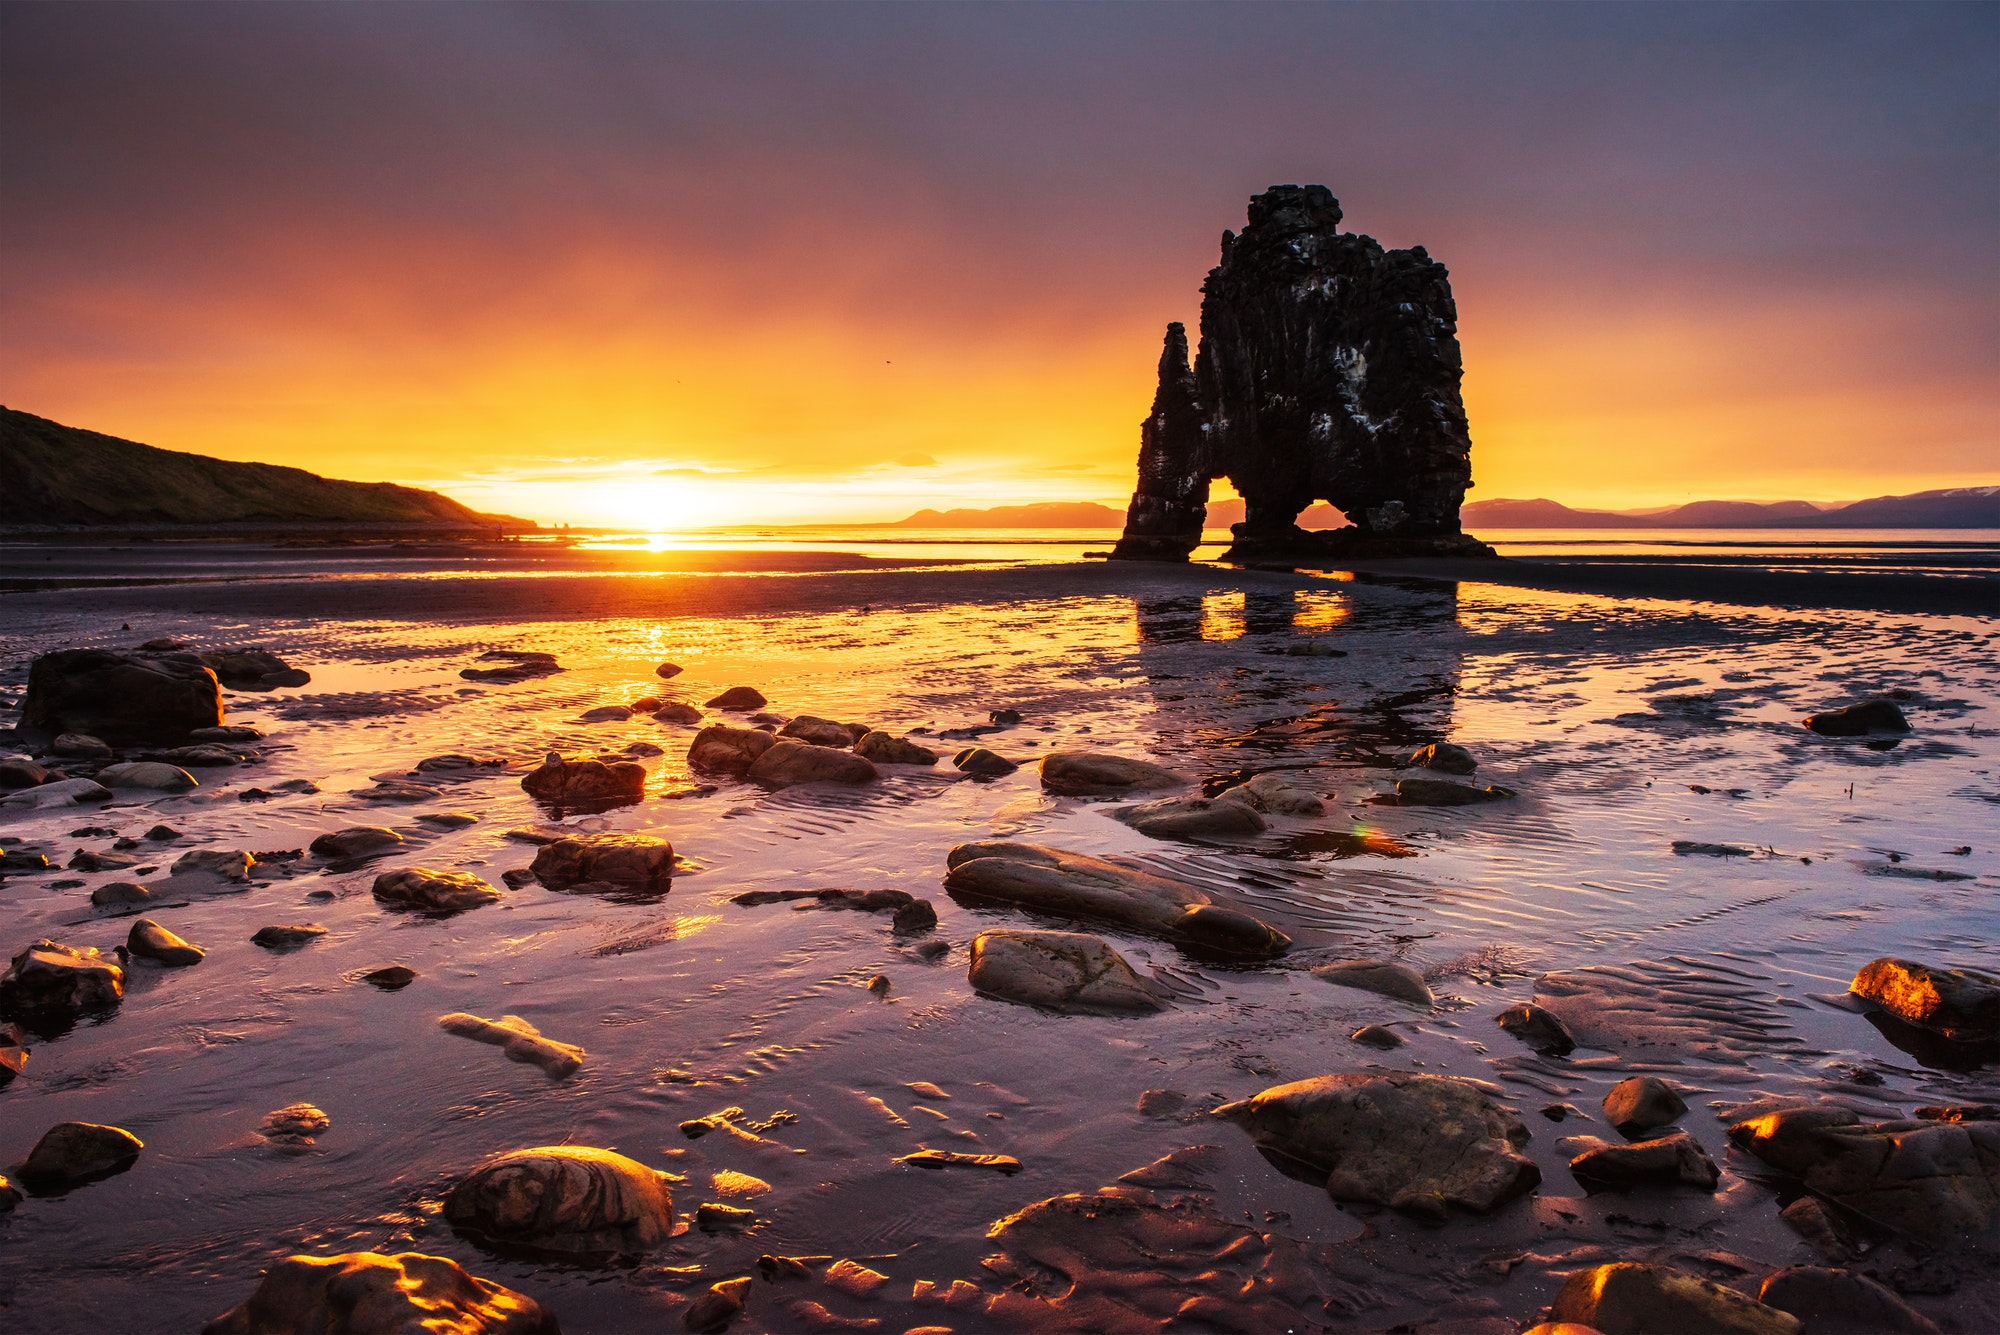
[{"xmin": 0, "ymin": 548, "xmax": 1995, "ymax": 1332}]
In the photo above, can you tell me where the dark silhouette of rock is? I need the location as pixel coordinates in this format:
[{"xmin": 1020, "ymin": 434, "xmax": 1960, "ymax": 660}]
[
  {"xmin": 127, "ymin": 919, "xmax": 205, "ymax": 966},
  {"xmin": 1111, "ymin": 186, "xmax": 1495, "ymax": 563},
  {"xmin": 530, "ymin": 832, "xmax": 673, "ymax": 895},
  {"xmin": 21, "ymin": 649, "xmax": 224, "ymax": 745},
  {"xmin": 1805, "ymin": 698, "xmax": 1911, "ymax": 736},
  {"xmin": 855, "ymin": 730, "xmax": 937, "ymax": 765},
  {"xmin": 373, "ymin": 868, "xmax": 503, "ymax": 914},
  {"xmin": 16, "ymin": 1121, "xmax": 143, "ymax": 1191},
  {"xmin": 520, "ymin": 752, "xmax": 645, "ymax": 807},
  {"xmin": 197, "ymin": 648, "xmax": 310, "ymax": 690},
  {"xmin": 706, "ymin": 686, "xmax": 768, "ymax": 711},
  {"xmin": 200, "ymin": 1251, "xmax": 559, "ymax": 1334}
]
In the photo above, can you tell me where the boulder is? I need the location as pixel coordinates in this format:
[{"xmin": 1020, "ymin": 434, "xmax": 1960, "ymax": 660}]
[
  {"xmin": 684, "ymin": 1277, "xmax": 751, "ymax": 1332},
  {"xmin": 373, "ymin": 868, "xmax": 503, "ymax": 914},
  {"xmin": 0, "ymin": 1026, "xmax": 26, "ymax": 1086},
  {"xmin": 1805, "ymin": 699, "xmax": 1911, "ymax": 736},
  {"xmin": 1603, "ymin": 1075, "xmax": 1687, "ymax": 1136},
  {"xmin": 261, "ymin": 1103, "xmax": 332, "ymax": 1145},
  {"xmin": 1312, "ymin": 960, "xmax": 1433, "ymax": 1006},
  {"xmin": 154, "ymin": 743, "xmax": 250, "ymax": 767},
  {"xmin": 127, "ymin": 919, "xmax": 205, "ymax": 966},
  {"xmin": 944, "ymin": 841, "xmax": 1290, "ymax": 959},
  {"xmin": 580, "ymin": 705, "xmax": 633, "ymax": 723},
  {"xmin": 1386, "ymin": 778, "xmax": 1515, "ymax": 806},
  {"xmin": 95, "ymin": 761, "xmax": 199, "ymax": 792},
  {"xmin": 0, "ymin": 759, "xmax": 52, "ymax": 790},
  {"xmin": 1039, "ymin": 750, "xmax": 1188, "ymax": 796},
  {"xmin": 1564, "ymin": 1132, "xmax": 1719, "ymax": 1191},
  {"xmin": 252, "ymin": 924, "xmax": 327, "ymax": 949},
  {"xmin": 1756, "ymin": 1267, "xmax": 1940, "ymax": 1335},
  {"xmin": 1408, "ymin": 742, "xmax": 1476, "ymax": 774},
  {"xmin": 1727, "ymin": 1104, "xmax": 2000, "ymax": 1239},
  {"xmin": 0, "ymin": 777, "xmax": 112, "ymax": 809},
  {"xmin": 706, "ymin": 686, "xmax": 768, "ymax": 711},
  {"xmin": 1850, "ymin": 957, "xmax": 2000, "ymax": 1043},
  {"xmin": 310, "ymin": 826, "xmax": 405, "ymax": 859},
  {"xmin": 520, "ymin": 752, "xmax": 646, "ymax": 806},
  {"xmin": 444, "ymin": 1145, "xmax": 675, "ymax": 1259},
  {"xmin": 16, "ymin": 1121, "xmax": 143, "ymax": 1190},
  {"xmin": 1216, "ymin": 771, "xmax": 1325, "ymax": 815},
  {"xmin": 413, "ymin": 753, "xmax": 509, "ymax": 774},
  {"xmin": 51, "ymin": 732, "xmax": 113, "ymax": 759},
  {"xmin": 1111, "ymin": 795, "xmax": 1268, "ymax": 839},
  {"xmin": 200, "ymin": 1251, "xmax": 559, "ymax": 1335},
  {"xmin": 0, "ymin": 940, "xmax": 123, "ymax": 1017},
  {"xmin": 688, "ymin": 725, "xmax": 777, "ymax": 775},
  {"xmin": 968, "ymin": 930, "xmax": 1166, "ymax": 1014},
  {"xmin": 1550, "ymin": 1263, "xmax": 1801, "ymax": 1335},
  {"xmin": 438, "ymin": 1012, "xmax": 584, "ymax": 1077},
  {"xmin": 653, "ymin": 701, "xmax": 703, "ymax": 725},
  {"xmin": 1213, "ymin": 1072, "xmax": 1539, "ymax": 1220},
  {"xmin": 22, "ymin": 649, "xmax": 223, "ymax": 746},
  {"xmin": 780, "ymin": 715, "xmax": 864, "ymax": 747},
  {"xmin": 91, "ymin": 882, "xmax": 155, "ymax": 907},
  {"xmin": 530, "ymin": 832, "xmax": 673, "ymax": 894},
  {"xmin": 1496, "ymin": 1003, "xmax": 1578, "ymax": 1054},
  {"xmin": 854, "ymin": 731, "xmax": 938, "ymax": 765},
  {"xmin": 746, "ymin": 740, "xmax": 878, "ymax": 788},
  {"xmin": 953, "ymin": 746, "xmax": 1018, "ymax": 776}
]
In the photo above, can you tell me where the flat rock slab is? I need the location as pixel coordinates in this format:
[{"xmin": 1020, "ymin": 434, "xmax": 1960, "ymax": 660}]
[
  {"xmin": 1407, "ymin": 742, "xmax": 1476, "ymax": 774},
  {"xmin": 1850, "ymin": 957, "xmax": 2000, "ymax": 1043},
  {"xmin": 1039, "ymin": 751, "xmax": 1188, "ymax": 796},
  {"xmin": 444, "ymin": 1146, "xmax": 674, "ymax": 1260},
  {"xmin": 1217, "ymin": 771, "xmax": 1326, "ymax": 815},
  {"xmin": 1528, "ymin": 959, "xmax": 1800, "ymax": 1063},
  {"xmin": 200, "ymin": 1251, "xmax": 559, "ymax": 1335},
  {"xmin": 1312, "ymin": 960, "xmax": 1433, "ymax": 1006},
  {"xmin": 1728, "ymin": 1104, "xmax": 2000, "ymax": 1239},
  {"xmin": 968, "ymin": 930, "xmax": 1165, "ymax": 1014},
  {"xmin": 1213, "ymin": 1072, "xmax": 1539, "ymax": 1220},
  {"xmin": 1111, "ymin": 795, "xmax": 1267, "ymax": 840},
  {"xmin": 374, "ymin": 868, "xmax": 502, "ymax": 914},
  {"xmin": 1757, "ymin": 1266, "xmax": 1941, "ymax": 1335},
  {"xmin": 439, "ymin": 1012, "xmax": 584, "ymax": 1077},
  {"xmin": 900, "ymin": 1149, "xmax": 1023, "ymax": 1174},
  {"xmin": 1551, "ymin": 1262, "xmax": 1801, "ymax": 1335},
  {"xmin": 943, "ymin": 841, "xmax": 1289, "ymax": 959}
]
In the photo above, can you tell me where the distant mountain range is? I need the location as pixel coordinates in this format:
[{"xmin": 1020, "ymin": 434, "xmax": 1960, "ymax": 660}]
[{"xmin": 0, "ymin": 407, "xmax": 529, "ymax": 529}]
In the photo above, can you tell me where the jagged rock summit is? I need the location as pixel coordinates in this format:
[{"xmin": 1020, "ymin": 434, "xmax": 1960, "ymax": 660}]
[{"xmin": 1111, "ymin": 185, "xmax": 1495, "ymax": 563}]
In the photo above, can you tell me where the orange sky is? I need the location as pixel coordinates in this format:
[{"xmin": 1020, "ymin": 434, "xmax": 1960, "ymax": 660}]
[{"xmin": 3, "ymin": 6, "xmax": 1994, "ymax": 526}]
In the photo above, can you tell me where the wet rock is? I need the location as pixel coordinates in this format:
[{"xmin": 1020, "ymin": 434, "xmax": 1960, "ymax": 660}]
[
  {"xmin": 173, "ymin": 848, "xmax": 255, "ymax": 881},
  {"xmin": 746, "ymin": 739, "xmax": 878, "ymax": 788},
  {"xmin": 824, "ymin": 1259, "xmax": 891, "ymax": 1298},
  {"xmin": 15, "ymin": 1121, "xmax": 143, "ymax": 1191},
  {"xmin": 787, "ymin": 1299, "xmax": 876, "ymax": 1332},
  {"xmin": 0, "ymin": 940, "xmax": 123, "ymax": 1018},
  {"xmin": 1385, "ymin": 777, "xmax": 1515, "ymax": 806},
  {"xmin": 1213, "ymin": 1072, "xmax": 1539, "ymax": 1220},
  {"xmin": 414, "ymin": 753, "xmax": 509, "ymax": 774},
  {"xmin": 127, "ymin": 919, "xmax": 204, "ymax": 966},
  {"xmin": 1216, "ymin": 771, "xmax": 1325, "ymax": 815},
  {"xmin": 1728, "ymin": 1104, "xmax": 2000, "ymax": 1239},
  {"xmin": 1496, "ymin": 1002, "xmax": 1578, "ymax": 1054},
  {"xmin": 688, "ymin": 725, "xmax": 777, "ymax": 775},
  {"xmin": 854, "ymin": 731, "xmax": 938, "ymax": 765},
  {"xmin": 191, "ymin": 725, "xmax": 263, "ymax": 742},
  {"xmin": 1408, "ymin": 742, "xmax": 1476, "ymax": 774},
  {"xmin": 0, "ymin": 1175, "xmax": 17, "ymax": 1209},
  {"xmin": 23, "ymin": 648, "xmax": 224, "ymax": 746},
  {"xmin": 1111, "ymin": 794, "xmax": 1267, "ymax": 839},
  {"xmin": 91, "ymin": 881, "xmax": 155, "ymax": 907},
  {"xmin": 0, "ymin": 848, "xmax": 54, "ymax": 871},
  {"xmin": 1039, "ymin": 750, "xmax": 1188, "ymax": 797},
  {"xmin": 621, "ymin": 740, "xmax": 664, "ymax": 758},
  {"xmin": 51, "ymin": 732, "xmax": 114, "ymax": 759},
  {"xmin": 968, "ymin": 929, "xmax": 1166, "ymax": 1014},
  {"xmin": 581, "ymin": 705, "xmax": 633, "ymax": 723},
  {"xmin": 252, "ymin": 923, "xmax": 326, "ymax": 949},
  {"xmin": 310, "ymin": 825, "xmax": 405, "ymax": 859},
  {"xmin": 68, "ymin": 847, "xmax": 139, "ymax": 872},
  {"xmin": 444, "ymin": 1145, "xmax": 674, "ymax": 1258},
  {"xmin": 656, "ymin": 661, "xmax": 683, "ymax": 679},
  {"xmin": 865, "ymin": 973, "xmax": 890, "ymax": 996},
  {"xmin": 1850, "ymin": 957, "xmax": 2000, "ymax": 1043},
  {"xmin": 944, "ymin": 840, "xmax": 1290, "ymax": 958},
  {"xmin": 373, "ymin": 867, "xmax": 502, "ymax": 913},
  {"xmin": 418, "ymin": 811, "xmax": 480, "ymax": 829},
  {"xmin": 520, "ymin": 751, "xmax": 646, "ymax": 805},
  {"xmin": 530, "ymin": 832, "xmax": 673, "ymax": 895},
  {"xmin": 629, "ymin": 697, "xmax": 663, "ymax": 714},
  {"xmin": 460, "ymin": 650, "xmax": 564, "ymax": 684},
  {"xmin": 1351, "ymin": 1023, "xmax": 1403, "ymax": 1049},
  {"xmin": 893, "ymin": 899, "xmax": 937, "ymax": 932},
  {"xmin": 898, "ymin": 1149, "xmax": 1023, "ymax": 1174},
  {"xmin": 95, "ymin": 761, "xmax": 199, "ymax": 791},
  {"xmin": 146, "ymin": 824, "xmax": 180, "ymax": 841},
  {"xmin": 780, "ymin": 715, "xmax": 866, "ymax": 747},
  {"xmin": 361, "ymin": 964, "xmax": 416, "ymax": 990},
  {"xmin": 953, "ymin": 746, "xmax": 1018, "ymax": 776},
  {"xmin": 200, "ymin": 1250, "xmax": 559, "ymax": 1335},
  {"xmin": 1757, "ymin": 1266, "xmax": 1940, "ymax": 1335},
  {"xmin": 1564, "ymin": 1132, "xmax": 1719, "ymax": 1192},
  {"xmin": 653, "ymin": 700, "xmax": 703, "ymax": 725},
  {"xmin": 260, "ymin": 1103, "xmax": 332, "ymax": 1149},
  {"xmin": 1673, "ymin": 839, "xmax": 1754, "ymax": 857},
  {"xmin": 197, "ymin": 648, "xmax": 309, "ymax": 690},
  {"xmin": 155, "ymin": 742, "xmax": 251, "ymax": 767},
  {"xmin": 439, "ymin": 1012, "xmax": 584, "ymax": 1077},
  {"xmin": 1780, "ymin": 1194, "xmax": 1857, "ymax": 1260},
  {"xmin": 1118, "ymin": 1144, "xmax": 1227, "ymax": 1190},
  {"xmin": 684, "ymin": 1277, "xmax": 751, "ymax": 1332},
  {"xmin": 0, "ymin": 1025, "xmax": 27, "ymax": 1085},
  {"xmin": 910, "ymin": 938, "xmax": 949, "ymax": 961},
  {"xmin": 0, "ymin": 776, "xmax": 112, "ymax": 809},
  {"xmin": 0, "ymin": 759, "xmax": 52, "ymax": 790},
  {"xmin": 1138, "ymin": 1089, "xmax": 1189, "ymax": 1118},
  {"xmin": 1805, "ymin": 699, "xmax": 1911, "ymax": 736},
  {"xmin": 1313, "ymin": 959, "xmax": 1433, "ymax": 1006},
  {"xmin": 1550, "ymin": 1262, "xmax": 1801, "ymax": 1335},
  {"xmin": 698, "ymin": 1201, "xmax": 757, "ymax": 1232},
  {"xmin": 706, "ymin": 687, "xmax": 768, "ymax": 711},
  {"xmin": 1603, "ymin": 1076, "xmax": 1686, "ymax": 1136}
]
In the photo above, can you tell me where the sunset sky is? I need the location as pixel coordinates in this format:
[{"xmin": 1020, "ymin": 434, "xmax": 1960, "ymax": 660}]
[{"xmin": 3, "ymin": 3, "xmax": 1995, "ymax": 526}]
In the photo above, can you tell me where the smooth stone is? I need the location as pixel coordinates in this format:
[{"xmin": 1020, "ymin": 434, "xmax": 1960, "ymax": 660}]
[
  {"xmin": 1216, "ymin": 771, "xmax": 1326, "ymax": 815},
  {"xmin": 1603, "ymin": 1075, "xmax": 1687, "ymax": 1136},
  {"xmin": 172, "ymin": 848, "xmax": 255, "ymax": 881},
  {"xmin": 1550, "ymin": 1263, "xmax": 1801, "ymax": 1335},
  {"xmin": 438, "ymin": 1013, "xmax": 584, "ymax": 1077},
  {"xmin": 854, "ymin": 731, "xmax": 938, "ymax": 765},
  {"xmin": 373, "ymin": 867, "xmax": 502, "ymax": 913},
  {"xmin": 655, "ymin": 662, "xmax": 683, "ymax": 679},
  {"xmin": 1213, "ymin": 1072, "xmax": 1539, "ymax": 1220},
  {"xmin": 310, "ymin": 825, "xmax": 405, "ymax": 859},
  {"xmin": 68, "ymin": 847, "xmax": 139, "ymax": 871},
  {"xmin": 1850, "ymin": 957, "xmax": 2000, "ymax": 1043},
  {"xmin": 530, "ymin": 832, "xmax": 673, "ymax": 894},
  {"xmin": 0, "ymin": 940, "xmax": 123, "ymax": 1015},
  {"xmin": 697, "ymin": 1201, "xmax": 757, "ymax": 1232},
  {"xmin": 444, "ymin": 1146, "xmax": 675, "ymax": 1258},
  {"xmin": 17, "ymin": 1121, "xmax": 143, "ymax": 1190},
  {"xmin": 190, "ymin": 725, "xmax": 263, "ymax": 742},
  {"xmin": 200, "ymin": 1250, "xmax": 559, "ymax": 1335},
  {"xmin": 952, "ymin": 746, "xmax": 1017, "ymax": 776},
  {"xmin": 23, "ymin": 648, "xmax": 223, "ymax": 746},
  {"xmin": 746, "ymin": 739, "xmax": 878, "ymax": 788},
  {"xmin": 706, "ymin": 686, "xmax": 768, "ymax": 711},
  {"xmin": 1038, "ymin": 750, "xmax": 1188, "ymax": 796},
  {"xmin": 866, "ymin": 974, "xmax": 890, "ymax": 996},
  {"xmin": 580, "ymin": 705, "xmax": 633, "ymax": 723},
  {"xmin": 687, "ymin": 725, "xmax": 777, "ymax": 775},
  {"xmin": 779, "ymin": 715, "xmax": 866, "ymax": 747},
  {"xmin": 1564, "ymin": 1132, "xmax": 1719, "ymax": 1191},
  {"xmin": 1804, "ymin": 699, "xmax": 1911, "ymax": 736},
  {"xmin": 1756, "ymin": 1266, "xmax": 1940, "ymax": 1335},
  {"xmin": 1118, "ymin": 1145, "xmax": 1226, "ymax": 1190},
  {"xmin": 896, "ymin": 1150, "xmax": 1023, "ymax": 1174},
  {"xmin": 251, "ymin": 924, "xmax": 327, "ymax": 949},
  {"xmin": 1408, "ymin": 742, "xmax": 1477, "ymax": 774},
  {"xmin": 413, "ymin": 753, "xmax": 508, "ymax": 773},
  {"xmin": 1112, "ymin": 795, "xmax": 1267, "ymax": 839},
  {"xmin": 127, "ymin": 918, "xmax": 205, "ymax": 966},
  {"xmin": 628, "ymin": 697, "xmax": 662, "ymax": 713},
  {"xmin": 460, "ymin": 650, "xmax": 564, "ymax": 684},
  {"xmin": 0, "ymin": 759, "xmax": 52, "ymax": 790},
  {"xmin": 1389, "ymin": 777, "xmax": 1515, "ymax": 806},
  {"xmin": 146, "ymin": 824, "xmax": 181, "ymax": 840},
  {"xmin": 520, "ymin": 752, "xmax": 646, "ymax": 805},
  {"xmin": 653, "ymin": 701, "xmax": 703, "ymax": 724},
  {"xmin": 1728, "ymin": 1104, "xmax": 2000, "ymax": 1239},
  {"xmin": 1496, "ymin": 1002, "xmax": 1578, "ymax": 1054},
  {"xmin": 197, "ymin": 647, "xmax": 310, "ymax": 690},
  {"xmin": 1351, "ymin": 1024, "xmax": 1403, "ymax": 1049},
  {"xmin": 0, "ymin": 777, "xmax": 112, "ymax": 809},
  {"xmin": 1312, "ymin": 959, "xmax": 1433, "ymax": 1006},
  {"xmin": 968, "ymin": 929, "xmax": 1166, "ymax": 1014},
  {"xmin": 361, "ymin": 965, "xmax": 417, "ymax": 990},
  {"xmin": 944, "ymin": 841, "xmax": 1290, "ymax": 958},
  {"xmin": 418, "ymin": 811, "xmax": 481, "ymax": 829},
  {"xmin": 1138, "ymin": 1089, "xmax": 1189, "ymax": 1117},
  {"xmin": 0, "ymin": 1175, "xmax": 18, "ymax": 1209},
  {"xmin": 684, "ymin": 1277, "xmax": 751, "ymax": 1333},
  {"xmin": 824, "ymin": 1259, "xmax": 891, "ymax": 1298},
  {"xmin": 96, "ymin": 761, "xmax": 199, "ymax": 792}
]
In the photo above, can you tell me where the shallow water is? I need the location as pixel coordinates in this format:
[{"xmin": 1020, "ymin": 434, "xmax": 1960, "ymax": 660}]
[{"xmin": 0, "ymin": 562, "xmax": 1995, "ymax": 1331}]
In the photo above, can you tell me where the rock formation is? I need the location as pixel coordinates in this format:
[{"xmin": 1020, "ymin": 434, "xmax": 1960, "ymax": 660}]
[{"xmin": 1111, "ymin": 184, "xmax": 1494, "ymax": 562}]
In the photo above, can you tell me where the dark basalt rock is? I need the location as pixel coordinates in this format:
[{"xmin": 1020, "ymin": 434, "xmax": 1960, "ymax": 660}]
[
  {"xmin": 1112, "ymin": 185, "xmax": 1497, "ymax": 564},
  {"xmin": 196, "ymin": 648, "xmax": 310, "ymax": 691},
  {"xmin": 1805, "ymin": 698, "xmax": 1911, "ymax": 736},
  {"xmin": 21, "ymin": 649, "xmax": 224, "ymax": 745}
]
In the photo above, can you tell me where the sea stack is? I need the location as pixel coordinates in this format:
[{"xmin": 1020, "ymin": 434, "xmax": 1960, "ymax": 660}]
[{"xmin": 1111, "ymin": 184, "xmax": 1494, "ymax": 563}]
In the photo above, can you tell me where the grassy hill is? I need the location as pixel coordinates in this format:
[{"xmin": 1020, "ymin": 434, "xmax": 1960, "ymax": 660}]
[{"xmin": 0, "ymin": 407, "xmax": 530, "ymax": 529}]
